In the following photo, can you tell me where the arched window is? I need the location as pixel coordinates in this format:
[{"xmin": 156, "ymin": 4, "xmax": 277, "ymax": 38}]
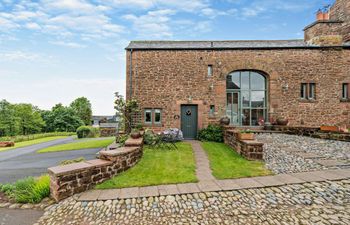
[{"xmin": 226, "ymin": 71, "xmax": 267, "ymax": 126}]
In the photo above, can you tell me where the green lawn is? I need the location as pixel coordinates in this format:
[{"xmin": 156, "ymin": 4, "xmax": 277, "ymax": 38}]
[
  {"xmin": 96, "ymin": 142, "xmax": 197, "ymax": 189},
  {"xmin": 37, "ymin": 137, "xmax": 115, "ymax": 153},
  {"xmin": 0, "ymin": 136, "xmax": 70, "ymax": 152},
  {"xmin": 201, "ymin": 142, "xmax": 272, "ymax": 179}
]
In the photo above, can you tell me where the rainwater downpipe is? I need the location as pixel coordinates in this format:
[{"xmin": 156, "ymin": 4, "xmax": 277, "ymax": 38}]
[{"xmin": 129, "ymin": 49, "xmax": 133, "ymax": 99}]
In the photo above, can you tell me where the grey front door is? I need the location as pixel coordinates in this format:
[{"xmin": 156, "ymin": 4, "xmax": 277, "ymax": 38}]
[{"xmin": 181, "ymin": 105, "xmax": 198, "ymax": 139}]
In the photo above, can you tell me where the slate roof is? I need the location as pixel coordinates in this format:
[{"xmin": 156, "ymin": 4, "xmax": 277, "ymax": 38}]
[{"xmin": 126, "ymin": 40, "xmax": 313, "ymax": 50}]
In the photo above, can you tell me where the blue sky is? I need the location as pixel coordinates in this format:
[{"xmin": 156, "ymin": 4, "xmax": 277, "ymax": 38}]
[{"xmin": 0, "ymin": 0, "xmax": 334, "ymax": 115}]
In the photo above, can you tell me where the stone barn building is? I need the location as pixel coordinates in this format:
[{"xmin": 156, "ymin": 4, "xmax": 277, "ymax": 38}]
[{"xmin": 125, "ymin": 0, "xmax": 350, "ymax": 139}]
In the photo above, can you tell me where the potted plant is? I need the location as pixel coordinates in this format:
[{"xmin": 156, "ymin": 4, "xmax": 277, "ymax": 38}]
[
  {"xmin": 238, "ymin": 130, "xmax": 255, "ymax": 140},
  {"xmin": 264, "ymin": 122, "xmax": 273, "ymax": 130},
  {"xmin": 320, "ymin": 125, "xmax": 339, "ymax": 132},
  {"xmin": 130, "ymin": 129, "xmax": 141, "ymax": 139},
  {"xmin": 220, "ymin": 116, "xmax": 230, "ymax": 126},
  {"xmin": 276, "ymin": 117, "xmax": 289, "ymax": 126}
]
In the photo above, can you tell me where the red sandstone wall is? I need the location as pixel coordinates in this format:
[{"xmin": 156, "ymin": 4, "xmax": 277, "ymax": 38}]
[{"xmin": 126, "ymin": 48, "xmax": 350, "ymax": 129}]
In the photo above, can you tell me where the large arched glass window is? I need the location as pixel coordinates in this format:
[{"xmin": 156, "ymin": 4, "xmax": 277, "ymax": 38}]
[{"xmin": 226, "ymin": 71, "xmax": 267, "ymax": 126}]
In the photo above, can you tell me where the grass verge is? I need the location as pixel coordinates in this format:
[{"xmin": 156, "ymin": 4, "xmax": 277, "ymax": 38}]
[
  {"xmin": 0, "ymin": 136, "xmax": 70, "ymax": 152},
  {"xmin": 201, "ymin": 142, "xmax": 272, "ymax": 179},
  {"xmin": 96, "ymin": 142, "xmax": 197, "ymax": 189},
  {"xmin": 37, "ymin": 137, "xmax": 115, "ymax": 153}
]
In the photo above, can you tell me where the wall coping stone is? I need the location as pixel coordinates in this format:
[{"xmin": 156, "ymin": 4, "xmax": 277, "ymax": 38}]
[
  {"xmin": 48, "ymin": 162, "xmax": 94, "ymax": 176},
  {"xmin": 100, "ymin": 147, "xmax": 140, "ymax": 157},
  {"xmin": 241, "ymin": 140, "xmax": 264, "ymax": 146},
  {"xmin": 125, "ymin": 137, "xmax": 143, "ymax": 147}
]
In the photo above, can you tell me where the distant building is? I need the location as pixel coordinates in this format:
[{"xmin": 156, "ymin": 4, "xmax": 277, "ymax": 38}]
[{"xmin": 91, "ymin": 115, "xmax": 120, "ymax": 137}]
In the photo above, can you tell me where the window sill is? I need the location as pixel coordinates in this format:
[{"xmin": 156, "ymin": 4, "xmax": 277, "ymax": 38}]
[
  {"xmin": 299, "ymin": 99, "xmax": 317, "ymax": 103},
  {"xmin": 340, "ymin": 99, "xmax": 350, "ymax": 103},
  {"xmin": 143, "ymin": 123, "xmax": 163, "ymax": 127}
]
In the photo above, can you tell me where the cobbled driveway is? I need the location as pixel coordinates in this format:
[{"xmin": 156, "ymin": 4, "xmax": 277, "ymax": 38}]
[
  {"xmin": 257, "ymin": 133, "xmax": 350, "ymax": 174},
  {"xmin": 37, "ymin": 179, "xmax": 350, "ymax": 225}
]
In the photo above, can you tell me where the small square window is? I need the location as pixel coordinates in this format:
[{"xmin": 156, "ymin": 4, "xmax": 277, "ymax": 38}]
[
  {"xmin": 209, "ymin": 105, "xmax": 215, "ymax": 116},
  {"xmin": 301, "ymin": 83, "xmax": 307, "ymax": 99},
  {"xmin": 208, "ymin": 65, "xmax": 213, "ymax": 77},
  {"xmin": 342, "ymin": 83, "xmax": 349, "ymax": 99},
  {"xmin": 309, "ymin": 83, "xmax": 316, "ymax": 99},
  {"xmin": 154, "ymin": 109, "xmax": 162, "ymax": 124},
  {"xmin": 144, "ymin": 109, "xmax": 152, "ymax": 123}
]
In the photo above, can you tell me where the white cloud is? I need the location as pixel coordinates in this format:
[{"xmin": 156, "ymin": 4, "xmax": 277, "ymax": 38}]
[
  {"xmin": 25, "ymin": 22, "xmax": 41, "ymax": 30},
  {"xmin": 50, "ymin": 41, "xmax": 87, "ymax": 48},
  {"xmin": 0, "ymin": 50, "xmax": 54, "ymax": 63},
  {"xmin": 103, "ymin": 0, "xmax": 208, "ymax": 12},
  {"xmin": 123, "ymin": 9, "xmax": 176, "ymax": 38}
]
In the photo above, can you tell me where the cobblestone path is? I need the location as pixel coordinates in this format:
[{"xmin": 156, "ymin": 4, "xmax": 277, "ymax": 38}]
[{"xmin": 37, "ymin": 179, "xmax": 350, "ymax": 225}]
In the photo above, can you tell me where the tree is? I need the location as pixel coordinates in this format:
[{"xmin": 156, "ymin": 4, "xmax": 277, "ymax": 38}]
[
  {"xmin": 14, "ymin": 103, "xmax": 45, "ymax": 135},
  {"xmin": 0, "ymin": 100, "xmax": 18, "ymax": 136},
  {"xmin": 43, "ymin": 104, "xmax": 84, "ymax": 132},
  {"xmin": 114, "ymin": 93, "xmax": 139, "ymax": 133},
  {"xmin": 70, "ymin": 97, "xmax": 92, "ymax": 126}
]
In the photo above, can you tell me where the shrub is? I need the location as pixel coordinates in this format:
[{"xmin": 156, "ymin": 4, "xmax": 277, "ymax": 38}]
[
  {"xmin": 117, "ymin": 134, "xmax": 129, "ymax": 146},
  {"xmin": 76, "ymin": 126, "xmax": 99, "ymax": 139},
  {"xmin": 60, "ymin": 157, "xmax": 85, "ymax": 165},
  {"xmin": 144, "ymin": 129, "xmax": 158, "ymax": 145},
  {"xmin": 1, "ymin": 175, "xmax": 50, "ymax": 204},
  {"xmin": 198, "ymin": 125, "xmax": 223, "ymax": 142}
]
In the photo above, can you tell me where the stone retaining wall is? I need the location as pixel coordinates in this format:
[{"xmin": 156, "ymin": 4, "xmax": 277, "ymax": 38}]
[
  {"xmin": 48, "ymin": 137, "xmax": 143, "ymax": 202},
  {"xmin": 272, "ymin": 125, "xmax": 350, "ymax": 142},
  {"xmin": 224, "ymin": 130, "xmax": 264, "ymax": 160}
]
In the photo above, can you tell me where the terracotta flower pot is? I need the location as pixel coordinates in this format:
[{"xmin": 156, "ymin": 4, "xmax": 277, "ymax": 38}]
[
  {"xmin": 130, "ymin": 131, "xmax": 141, "ymax": 139},
  {"xmin": 238, "ymin": 133, "xmax": 255, "ymax": 140},
  {"xmin": 276, "ymin": 118, "xmax": 289, "ymax": 126},
  {"xmin": 220, "ymin": 117, "xmax": 230, "ymax": 126}
]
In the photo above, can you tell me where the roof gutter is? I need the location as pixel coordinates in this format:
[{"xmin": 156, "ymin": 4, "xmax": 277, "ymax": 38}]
[{"xmin": 125, "ymin": 45, "xmax": 349, "ymax": 51}]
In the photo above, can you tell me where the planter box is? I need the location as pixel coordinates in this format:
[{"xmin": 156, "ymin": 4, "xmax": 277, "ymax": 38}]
[
  {"xmin": 320, "ymin": 126, "xmax": 339, "ymax": 132},
  {"xmin": 238, "ymin": 133, "xmax": 255, "ymax": 140},
  {"xmin": 0, "ymin": 141, "xmax": 15, "ymax": 147}
]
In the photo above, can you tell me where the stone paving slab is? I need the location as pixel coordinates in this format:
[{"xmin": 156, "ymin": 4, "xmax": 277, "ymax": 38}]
[
  {"xmin": 296, "ymin": 152, "xmax": 325, "ymax": 159},
  {"xmin": 78, "ymin": 190, "xmax": 102, "ymax": 201},
  {"xmin": 292, "ymin": 171, "xmax": 325, "ymax": 182},
  {"xmin": 274, "ymin": 174, "xmax": 305, "ymax": 184},
  {"xmin": 158, "ymin": 185, "xmax": 180, "ymax": 196},
  {"xmin": 316, "ymin": 159, "xmax": 350, "ymax": 167},
  {"xmin": 119, "ymin": 187, "xmax": 139, "ymax": 199},
  {"xmin": 234, "ymin": 177, "xmax": 265, "ymax": 189},
  {"xmin": 177, "ymin": 183, "xmax": 201, "ymax": 194},
  {"xmin": 97, "ymin": 189, "xmax": 120, "ymax": 200},
  {"xmin": 139, "ymin": 186, "xmax": 159, "ymax": 198},
  {"xmin": 197, "ymin": 180, "xmax": 221, "ymax": 192},
  {"xmin": 329, "ymin": 169, "xmax": 350, "ymax": 179},
  {"xmin": 253, "ymin": 176, "xmax": 285, "ymax": 187},
  {"xmin": 215, "ymin": 179, "xmax": 241, "ymax": 191},
  {"xmin": 310, "ymin": 170, "xmax": 347, "ymax": 181}
]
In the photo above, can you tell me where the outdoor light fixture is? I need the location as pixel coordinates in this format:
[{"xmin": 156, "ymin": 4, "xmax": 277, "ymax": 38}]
[{"xmin": 188, "ymin": 96, "xmax": 193, "ymax": 103}]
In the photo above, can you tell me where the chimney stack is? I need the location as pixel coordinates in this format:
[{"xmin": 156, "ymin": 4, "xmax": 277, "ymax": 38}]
[{"xmin": 316, "ymin": 9, "xmax": 330, "ymax": 21}]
